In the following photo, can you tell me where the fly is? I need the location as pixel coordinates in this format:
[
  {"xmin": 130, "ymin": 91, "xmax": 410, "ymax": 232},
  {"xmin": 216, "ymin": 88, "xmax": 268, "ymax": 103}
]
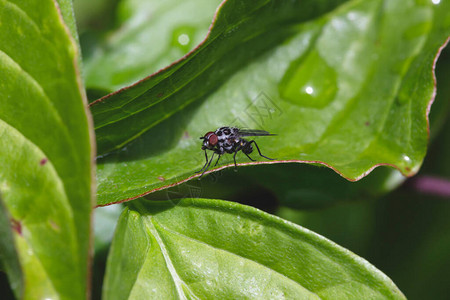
[{"xmin": 196, "ymin": 126, "xmax": 275, "ymax": 177}]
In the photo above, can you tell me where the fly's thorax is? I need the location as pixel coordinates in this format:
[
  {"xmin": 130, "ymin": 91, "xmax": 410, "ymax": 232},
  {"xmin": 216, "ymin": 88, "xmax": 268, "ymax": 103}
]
[{"xmin": 216, "ymin": 127, "xmax": 230, "ymax": 136}]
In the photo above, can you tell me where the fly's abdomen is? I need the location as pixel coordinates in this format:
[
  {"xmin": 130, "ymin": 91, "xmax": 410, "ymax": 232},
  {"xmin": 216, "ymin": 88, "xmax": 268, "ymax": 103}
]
[{"xmin": 242, "ymin": 141, "xmax": 253, "ymax": 155}]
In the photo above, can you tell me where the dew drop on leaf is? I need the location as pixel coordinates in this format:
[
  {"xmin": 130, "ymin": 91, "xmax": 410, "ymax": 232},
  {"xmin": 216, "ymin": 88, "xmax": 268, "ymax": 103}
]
[
  {"xmin": 279, "ymin": 50, "xmax": 338, "ymax": 108},
  {"xmin": 171, "ymin": 25, "xmax": 196, "ymax": 52}
]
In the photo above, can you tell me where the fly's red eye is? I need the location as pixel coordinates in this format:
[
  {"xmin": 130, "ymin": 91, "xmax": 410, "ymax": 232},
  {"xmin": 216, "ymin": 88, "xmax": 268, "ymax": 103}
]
[
  {"xmin": 203, "ymin": 131, "xmax": 214, "ymax": 140},
  {"xmin": 208, "ymin": 133, "xmax": 218, "ymax": 146},
  {"xmin": 203, "ymin": 132, "xmax": 218, "ymax": 146}
]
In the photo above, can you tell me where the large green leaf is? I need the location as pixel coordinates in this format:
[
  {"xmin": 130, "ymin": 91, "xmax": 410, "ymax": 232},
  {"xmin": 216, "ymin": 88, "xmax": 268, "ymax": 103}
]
[
  {"xmin": 0, "ymin": 0, "xmax": 94, "ymax": 298},
  {"xmin": 103, "ymin": 198, "xmax": 405, "ymax": 299},
  {"xmin": 90, "ymin": 0, "xmax": 450, "ymax": 206}
]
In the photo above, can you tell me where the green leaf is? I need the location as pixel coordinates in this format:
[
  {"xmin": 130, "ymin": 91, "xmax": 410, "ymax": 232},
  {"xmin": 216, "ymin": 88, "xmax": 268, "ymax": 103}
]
[
  {"xmin": 103, "ymin": 198, "xmax": 405, "ymax": 299},
  {"xmin": 83, "ymin": 0, "xmax": 224, "ymax": 93},
  {"xmin": 56, "ymin": 0, "xmax": 79, "ymax": 42},
  {"xmin": 158, "ymin": 46, "xmax": 449, "ymax": 211},
  {"xmin": 91, "ymin": 0, "xmax": 450, "ymax": 206},
  {"xmin": 0, "ymin": 0, "xmax": 94, "ymax": 298}
]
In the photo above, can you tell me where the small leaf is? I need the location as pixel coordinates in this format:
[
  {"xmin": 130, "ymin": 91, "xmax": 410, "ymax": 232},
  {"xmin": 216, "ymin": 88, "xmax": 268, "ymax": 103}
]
[
  {"xmin": 103, "ymin": 198, "xmax": 405, "ymax": 299},
  {"xmin": 0, "ymin": 0, "xmax": 94, "ymax": 298},
  {"xmin": 91, "ymin": 0, "xmax": 450, "ymax": 206}
]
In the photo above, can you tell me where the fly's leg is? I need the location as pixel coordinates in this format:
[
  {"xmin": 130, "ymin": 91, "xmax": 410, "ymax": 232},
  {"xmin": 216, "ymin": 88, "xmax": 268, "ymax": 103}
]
[
  {"xmin": 231, "ymin": 143, "xmax": 246, "ymax": 172},
  {"xmin": 195, "ymin": 150, "xmax": 210, "ymax": 173},
  {"xmin": 244, "ymin": 153, "xmax": 256, "ymax": 161},
  {"xmin": 233, "ymin": 150, "xmax": 239, "ymax": 171},
  {"xmin": 199, "ymin": 152, "xmax": 215, "ymax": 178},
  {"xmin": 214, "ymin": 155, "xmax": 222, "ymax": 167},
  {"xmin": 248, "ymin": 140, "xmax": 275, "ymax": 160}
]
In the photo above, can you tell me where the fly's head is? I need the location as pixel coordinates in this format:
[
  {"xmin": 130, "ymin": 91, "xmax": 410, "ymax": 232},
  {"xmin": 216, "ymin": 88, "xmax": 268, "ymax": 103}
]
[{"xmin": 200, "ymin": 131, "xmax": 218, "ymax": 150}]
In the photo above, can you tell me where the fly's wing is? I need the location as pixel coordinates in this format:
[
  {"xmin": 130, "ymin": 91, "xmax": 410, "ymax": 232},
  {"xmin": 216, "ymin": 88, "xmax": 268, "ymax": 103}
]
[{"xmin": 236, "ymin": 129, "xmax": 276, "ymax": 137}]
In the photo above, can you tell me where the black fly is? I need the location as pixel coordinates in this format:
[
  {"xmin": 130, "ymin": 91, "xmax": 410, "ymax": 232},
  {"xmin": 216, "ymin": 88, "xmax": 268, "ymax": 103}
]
[{"xmin": 196, "ymin": 127, "xmax": 275, "ymax": 177}]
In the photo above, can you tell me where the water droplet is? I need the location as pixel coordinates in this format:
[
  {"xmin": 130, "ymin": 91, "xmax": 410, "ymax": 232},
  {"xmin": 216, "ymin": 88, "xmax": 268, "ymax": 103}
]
[
  {"xmin": 401, "ymin": 154, "xmax": 415, "ymax": 173},
  {"xmin": 402, "ymin": 154, "xmax": 411, "ymax": 163},
  {"xmin": 279, "ymin": 50, "xmax": 337, "ymax": 108},
  {"xmin": 171, "ymin": 25, "xmax": 196, "ymax": 53},
  {"xmin": 177, "ymin": 33, "xmax": 190, "ymax": 46}
]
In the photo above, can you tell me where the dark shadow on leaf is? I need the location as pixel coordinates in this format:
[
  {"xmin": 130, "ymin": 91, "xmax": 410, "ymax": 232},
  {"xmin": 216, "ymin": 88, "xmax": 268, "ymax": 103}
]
[{"xmin": 127, "ymin": 198, "xmax": 182, "ymax": 216}]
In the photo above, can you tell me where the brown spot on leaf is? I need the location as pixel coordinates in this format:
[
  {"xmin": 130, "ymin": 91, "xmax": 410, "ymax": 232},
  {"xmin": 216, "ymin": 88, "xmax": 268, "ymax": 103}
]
[
  {"xmin": 183, "ymin": 131, "xmax": 190, "ymax": 139},
  {"xmin": 40, "ymin": 158, "xmax": 48, "ymax": 165},
  {"xmin": 365, "ymin": 121, "xmax": 370, "ymax": 126},
  {"xmin": 10, "ymin": 218, "xmax": 22, "ymax": 235},
  {"xmin": 49, "ymin": 220, "xmax": 60, "ymax": 232},
  {"xmin": 158, "ymin": 176, "xmax": 165, "ymax": 181},
  {"xmin": 157, "ymin": 92, "xmax": 164, "ymax": 98}
]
